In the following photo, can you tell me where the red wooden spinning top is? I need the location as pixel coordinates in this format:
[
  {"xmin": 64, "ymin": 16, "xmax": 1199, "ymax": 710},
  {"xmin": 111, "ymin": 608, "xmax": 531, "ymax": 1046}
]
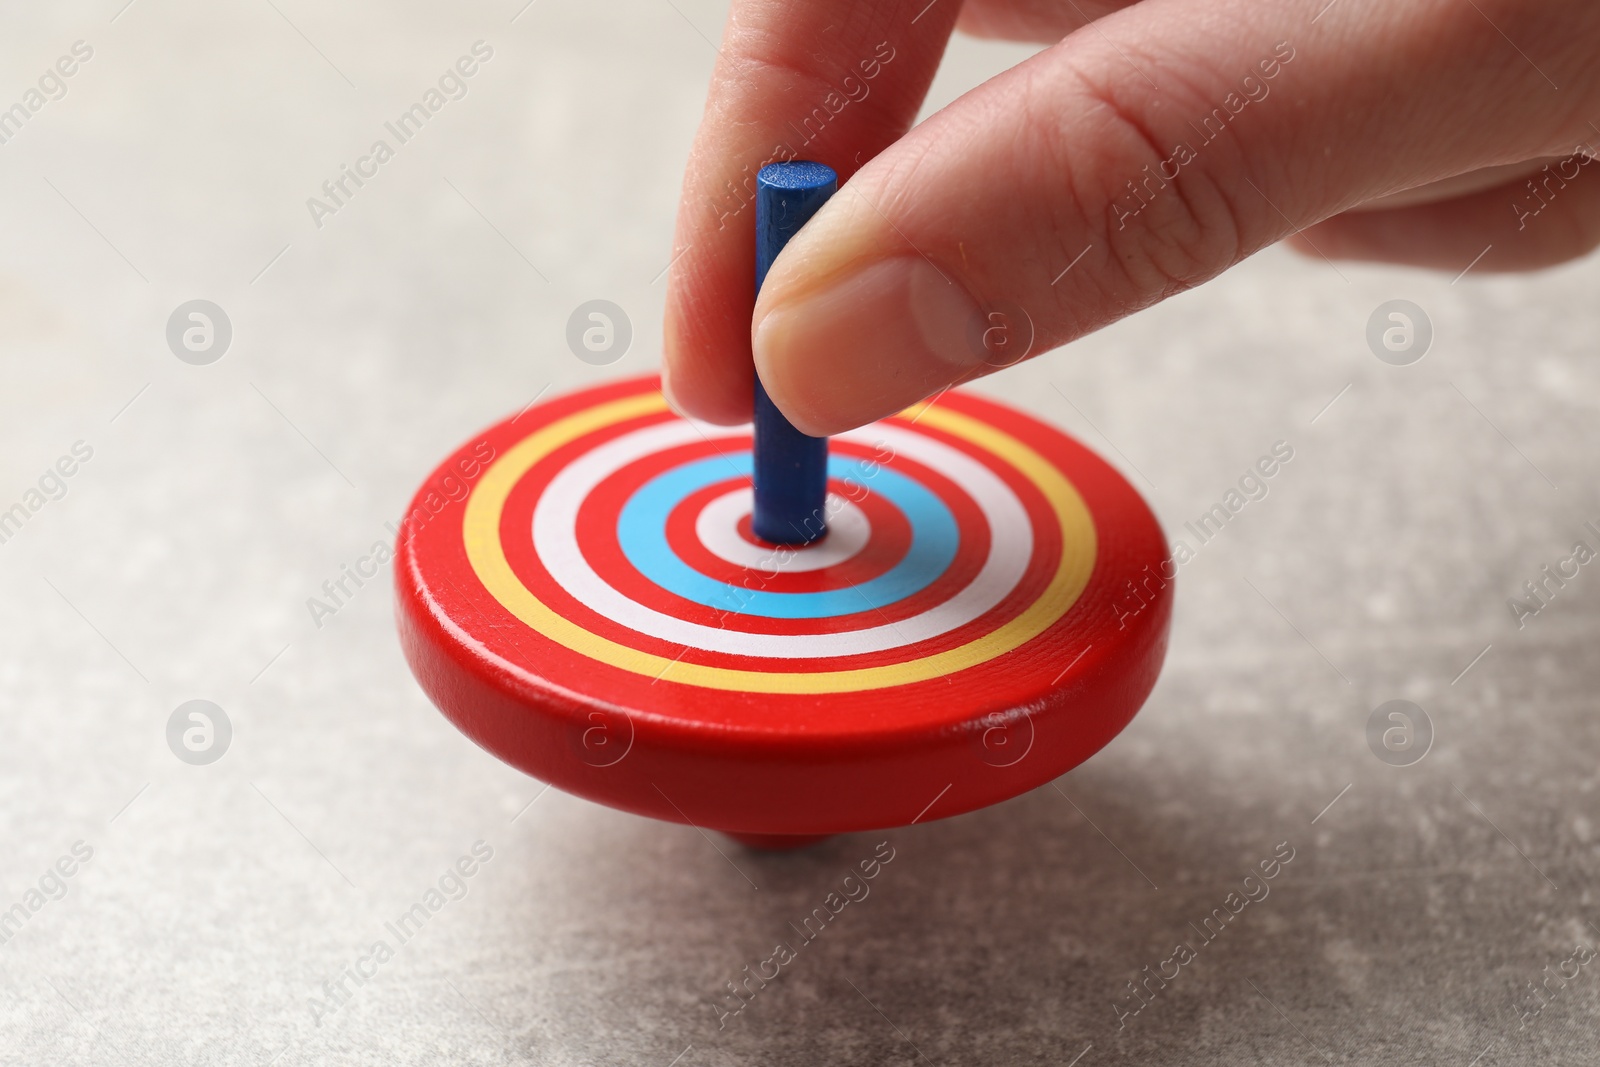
[{"xmin": 394, "ymin": 164, "xmax": 1172, "ymax": 847}]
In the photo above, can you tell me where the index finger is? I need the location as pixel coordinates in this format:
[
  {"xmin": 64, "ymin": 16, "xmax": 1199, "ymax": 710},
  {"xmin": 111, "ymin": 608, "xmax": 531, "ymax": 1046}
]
[{"xmin": 662, "ymin": 0, "xmax": 964, "ymax": 425}]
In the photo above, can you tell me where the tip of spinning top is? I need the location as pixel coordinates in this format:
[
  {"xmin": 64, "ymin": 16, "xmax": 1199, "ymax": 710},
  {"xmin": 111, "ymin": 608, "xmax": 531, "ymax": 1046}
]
[{"xmin": 723, "ymin": 831, "xmax": 834, "ymax": 851}]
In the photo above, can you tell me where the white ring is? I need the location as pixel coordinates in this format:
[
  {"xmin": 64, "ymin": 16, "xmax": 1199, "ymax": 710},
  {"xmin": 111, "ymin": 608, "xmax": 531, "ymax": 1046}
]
[
  {"xmin": 695, "ymin": 488, "xmax": 871, "ymax": 573},
  {"xmin": 530, "ymin": 420, "xmax": 1032, "ymax": 658}
]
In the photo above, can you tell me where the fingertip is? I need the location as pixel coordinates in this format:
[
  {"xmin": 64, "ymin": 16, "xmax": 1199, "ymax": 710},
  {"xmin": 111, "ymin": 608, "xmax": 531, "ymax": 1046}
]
[
  {"xmin": 1284, "ymin": 231, "xmax": 1350, "ymax": 260},
  {"xmin": 662, "ymin": 334, "xmax": 755, "ymax": 428},
  {"xmin": 658, "ymin": 353, "xmax": 690, "ymax": 417},
  {"xmin": 753, "ymin": 254, "xmax": 984, "ymax": 437},
  {"xmin": 660, "ymin": 354, "xmax": 755, "ymax": 426},
  {"xmin": 662, "ymin": 261, "xmax": 758, "ymax": 425}
]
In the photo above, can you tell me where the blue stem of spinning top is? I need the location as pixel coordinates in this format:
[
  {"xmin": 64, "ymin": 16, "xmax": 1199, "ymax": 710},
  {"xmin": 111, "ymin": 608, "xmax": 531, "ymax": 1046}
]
[{"xmin": 752, "ymin": 161, "xmax": 836, "ymax": 546}]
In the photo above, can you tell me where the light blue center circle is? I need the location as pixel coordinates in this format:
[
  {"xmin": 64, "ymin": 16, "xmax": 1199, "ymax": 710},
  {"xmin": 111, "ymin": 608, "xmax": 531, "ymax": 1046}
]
[{"xmin": 617, "ymin": 453, "xmax": 958, "ymax": 618}]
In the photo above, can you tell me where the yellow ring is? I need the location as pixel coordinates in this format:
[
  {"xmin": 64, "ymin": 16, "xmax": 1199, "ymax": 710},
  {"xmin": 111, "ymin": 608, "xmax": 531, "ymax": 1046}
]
[{"xmin": 461, "ymin": 391, "xmax": 1097, "ymax": 694}]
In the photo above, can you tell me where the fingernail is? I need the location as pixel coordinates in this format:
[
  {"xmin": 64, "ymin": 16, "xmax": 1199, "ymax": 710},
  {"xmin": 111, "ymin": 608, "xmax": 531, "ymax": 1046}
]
[
  {"xmin": 752, "ymin": 256, "xmax": 984, "ymax": 436},
  {"xmin": 659, "ymin": 355, "xmax": 685, "ymax": 415}
]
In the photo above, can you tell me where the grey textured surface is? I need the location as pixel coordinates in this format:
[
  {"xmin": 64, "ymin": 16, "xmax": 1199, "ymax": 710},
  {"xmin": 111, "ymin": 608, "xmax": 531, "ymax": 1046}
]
[{"xmin": 2, "ymin": 2, "xmax": 1598, "ymax": 1065}]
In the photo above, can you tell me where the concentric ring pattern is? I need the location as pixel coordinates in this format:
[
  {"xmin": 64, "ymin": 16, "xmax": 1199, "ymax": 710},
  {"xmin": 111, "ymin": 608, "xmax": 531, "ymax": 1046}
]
[{"xmin": 459, "ymin": 385, "xmax": 1095, "ymax": 695}]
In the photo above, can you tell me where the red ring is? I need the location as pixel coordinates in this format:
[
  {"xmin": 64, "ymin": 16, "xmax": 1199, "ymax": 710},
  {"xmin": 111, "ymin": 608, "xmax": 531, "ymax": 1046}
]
[{"xmin": 663, "ymin": 475, "xmax": 911, "ymax": 594}]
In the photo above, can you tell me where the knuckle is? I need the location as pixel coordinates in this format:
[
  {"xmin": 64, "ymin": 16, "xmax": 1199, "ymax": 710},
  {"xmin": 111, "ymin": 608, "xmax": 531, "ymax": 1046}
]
[{"xmin": 1067, "ymin": 63, "xmax": 1253, "ymax": 300}]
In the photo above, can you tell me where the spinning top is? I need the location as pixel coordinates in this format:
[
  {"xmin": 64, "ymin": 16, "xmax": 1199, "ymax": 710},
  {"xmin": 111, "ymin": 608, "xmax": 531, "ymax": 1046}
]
[{"xmin": 395, "ymin": 163, "xmax": 1172, "ymax": 847}]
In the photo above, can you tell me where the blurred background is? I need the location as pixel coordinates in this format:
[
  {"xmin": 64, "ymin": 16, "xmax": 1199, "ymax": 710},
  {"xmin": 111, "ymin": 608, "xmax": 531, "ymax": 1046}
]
[{"xmin": 2, "ymin": 1, "xmax": 1598, "ymax": 1064}]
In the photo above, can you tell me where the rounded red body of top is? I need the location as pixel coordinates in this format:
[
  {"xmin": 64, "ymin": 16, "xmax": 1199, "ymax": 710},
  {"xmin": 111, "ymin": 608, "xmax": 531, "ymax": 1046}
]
[{"xmin": 394, "ymin": 375, "xmax": 1172, "ymax": 841}]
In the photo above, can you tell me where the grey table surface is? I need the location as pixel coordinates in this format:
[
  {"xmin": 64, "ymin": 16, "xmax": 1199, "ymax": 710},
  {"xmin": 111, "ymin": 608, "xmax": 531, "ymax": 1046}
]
[{"xmin": 2, "ymin": 2, "xmax": 1598, "ymax": 1065}]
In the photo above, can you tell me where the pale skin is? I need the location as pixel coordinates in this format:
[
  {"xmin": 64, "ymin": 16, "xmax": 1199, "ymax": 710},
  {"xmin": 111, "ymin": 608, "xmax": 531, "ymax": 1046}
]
[{"xmin": 661, "ymin": 0, "xmax": 1600, "ymax": 436}]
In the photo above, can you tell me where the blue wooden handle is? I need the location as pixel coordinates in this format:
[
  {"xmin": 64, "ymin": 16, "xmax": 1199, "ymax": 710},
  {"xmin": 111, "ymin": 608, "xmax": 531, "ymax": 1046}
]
[{"xmin": 752, "ymin": 160, "xmax": 837, "ymax": 545}]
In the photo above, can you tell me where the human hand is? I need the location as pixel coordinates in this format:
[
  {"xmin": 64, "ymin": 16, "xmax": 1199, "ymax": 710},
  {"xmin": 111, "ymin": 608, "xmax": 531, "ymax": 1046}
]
[{"xmin": 662, "ymin": 0, "xmax": 1600, "ymax": 436}]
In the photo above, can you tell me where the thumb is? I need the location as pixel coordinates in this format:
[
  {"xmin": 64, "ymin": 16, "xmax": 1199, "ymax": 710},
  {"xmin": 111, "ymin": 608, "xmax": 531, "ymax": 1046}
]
[{"xmin": 751, "ymin": 0, "xmax": 1600, "ymax": 435}]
